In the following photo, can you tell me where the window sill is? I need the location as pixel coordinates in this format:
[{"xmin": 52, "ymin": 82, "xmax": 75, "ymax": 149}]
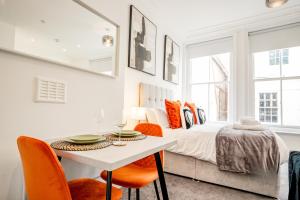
[{"xmin": 270, "ymin": 127, "xmax": 300, "ymax": 135}]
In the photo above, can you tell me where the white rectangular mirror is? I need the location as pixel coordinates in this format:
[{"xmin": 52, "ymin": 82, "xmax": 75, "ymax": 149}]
[{"xmin": 0, "ymin": 0, "xmax": 119, "ymax": 77}]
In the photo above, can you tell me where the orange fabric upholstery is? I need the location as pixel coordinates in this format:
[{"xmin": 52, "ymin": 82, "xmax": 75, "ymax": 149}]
[
  {"xmin": 101, "ymin": 165, "xmax": 158, "ymax": 188},
  {"xmin": 132, "ymin": 123, "xmax": 164, "ymax": 168},
  {"xmin": 165, "ymin": 99, "xmax": 182, "ymax": 129},
  {"xmin": 17, "ymin": 136, "xmax": 122, "ymax": 200},
  {"xmin": 68, "ymin": 178, "xmax": 122, "ymax": 200},
  {"xmin": 101, "ymin": 123, "xmax": 164, "ymax": 188},
  {"xmin": 184, "ymin": 102, "xmax": 198, "ymax": 124}
]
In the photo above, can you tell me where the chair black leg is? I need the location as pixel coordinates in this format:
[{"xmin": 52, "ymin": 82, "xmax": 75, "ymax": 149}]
[
  {"xmin": 154, "ymin": 180, "xmax": 160, "ymax": 200},
  {"xmin": 136, "ymin": 188, "xmax": 140, "ymax": 200},
  {"xmin": 128, "ymin": 188, "xmax": 131, "ymax": 200}
]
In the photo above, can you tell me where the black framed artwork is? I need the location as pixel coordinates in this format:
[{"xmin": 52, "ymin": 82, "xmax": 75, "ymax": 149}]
[
  {"xmin": 163, "ymin": 35, "xmax": 180, "ymax": 84},
  {"xmin": 128, "ymin": 5, "xmax": 157, "ymax": 75}
]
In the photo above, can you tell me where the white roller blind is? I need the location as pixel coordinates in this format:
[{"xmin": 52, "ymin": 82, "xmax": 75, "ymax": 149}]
[
  {"xmin": 187, "ymin": 37, "xmax": 233, "ymax": 59},
  {"xmin": 249, "ymin": 23, "xmax": 300, "ymax": 53}
]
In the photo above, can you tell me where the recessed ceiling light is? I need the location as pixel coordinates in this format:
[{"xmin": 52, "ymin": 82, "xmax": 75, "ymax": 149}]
[
  {"xmin": 62, "ymin": 48, "xmax": 67, "ymax": 52},
  {"xmin": 266, "ymin": 0, "xmax": 288, "ymax": 8},
  {"xmin": 31, "ymin": 38, "xmax": 35, "ymax": 42},
  {"xmin": 76, "ymin": 44, "xmax": 81, "ymax": 48}
]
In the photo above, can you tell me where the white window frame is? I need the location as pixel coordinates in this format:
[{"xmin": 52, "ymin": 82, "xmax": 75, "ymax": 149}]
[
  {"xmin": 251, "ymin": 48, "xmax": 300, "ymax": 129},
  {"xmin": 186, "ymin": 47, "xmax": 233, "ymax": 123}
]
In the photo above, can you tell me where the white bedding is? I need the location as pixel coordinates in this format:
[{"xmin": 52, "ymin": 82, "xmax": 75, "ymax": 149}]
[{"xmin": 163, "ymin": 123, "xmax": 289, "ymax": 165}]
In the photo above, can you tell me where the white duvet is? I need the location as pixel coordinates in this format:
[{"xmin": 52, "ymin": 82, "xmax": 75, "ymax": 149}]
[{"xmin": 163, "ymin": 123, "xmax": 289, "ymax": 165}]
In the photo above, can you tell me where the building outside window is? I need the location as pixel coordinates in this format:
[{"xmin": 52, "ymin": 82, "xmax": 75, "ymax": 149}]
[
  {"xmin": 189, "ymin": 53, "xmax": 230, "ymax": 121},
  {"xmin": 258, "ymin": 92, "xmax": 278, "ymax": 123},
  {"xmin": 253, "ymin": 46, "xmax": 300, "ymax": 127},
  {"xmin": 269, "ymin": 49, "xmax": 289, "ymax": 66}
]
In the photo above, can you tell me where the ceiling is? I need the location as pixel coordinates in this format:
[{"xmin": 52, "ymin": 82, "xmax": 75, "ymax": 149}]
[{"xmin": 140, "ymin": 0, "xmax": 300, "ymax": 41}]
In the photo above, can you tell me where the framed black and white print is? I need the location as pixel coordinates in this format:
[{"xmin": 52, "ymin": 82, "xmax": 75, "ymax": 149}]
[
  {"xmin": 128, "ymin": 5, "xmax": 157, "ymax": 75},
  {"xmin": 163, "ymin": 35, "xmax": 180, "ymax": 84}
]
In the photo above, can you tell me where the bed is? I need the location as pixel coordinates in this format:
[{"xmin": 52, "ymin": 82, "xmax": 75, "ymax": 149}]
[{"xmin": 139, "ymin": 82, "xmax": 289, "ymax": 198}]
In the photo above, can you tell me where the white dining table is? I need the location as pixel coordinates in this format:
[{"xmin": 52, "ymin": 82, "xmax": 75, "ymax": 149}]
[{"xmin": 49, "ymin": 135, "xmax": 177, "ymax": 200}]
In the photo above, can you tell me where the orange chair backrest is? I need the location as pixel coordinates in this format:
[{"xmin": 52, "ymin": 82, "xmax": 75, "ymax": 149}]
[
  {"xmin": 17, "ymin": 136, "xmax": 72, "ymax": 200},
  {"xmin": 133, "ymin": 123, "xmax": 164, "ymax": 168}
]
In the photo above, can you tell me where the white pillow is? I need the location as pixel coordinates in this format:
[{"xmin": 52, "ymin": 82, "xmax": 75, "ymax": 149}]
[
  {"xmin": 145, "ymin": 108, "xmax": 169, "ymax": 128},
  {"xmin": 153, "ymin": 108, "xmax": 169, "ymax": 128},
  {"xmin": 180, "ymin": 106, "xmax": 194, "ymax": 129}
]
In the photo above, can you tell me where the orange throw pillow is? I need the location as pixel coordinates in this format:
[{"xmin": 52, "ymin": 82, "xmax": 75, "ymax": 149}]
[
  {"xmin": 165, "ymin": 99, "xmax": 182, "ymax": 129},
  {"xmin": 184, "ymin": 102, "xmax": 198, "ymax": 124}
]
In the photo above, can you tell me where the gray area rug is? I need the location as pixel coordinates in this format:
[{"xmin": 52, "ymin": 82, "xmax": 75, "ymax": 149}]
[{"xmin": 121, "ymin": 173, "xmax": 288, "ymax": 200}]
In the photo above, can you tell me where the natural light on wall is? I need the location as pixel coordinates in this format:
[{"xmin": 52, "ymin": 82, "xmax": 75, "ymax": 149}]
[
  {"xmin": 250, "ymin": 23, "xmax": 300, "ymax": 127},
  {"xmin": 187, "ymin": 37, "xmax": 232, "ymax": 122}
]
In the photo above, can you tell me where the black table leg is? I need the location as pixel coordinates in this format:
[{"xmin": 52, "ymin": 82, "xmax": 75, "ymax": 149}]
[
  {"xmin": 154, "ymin": 152, "xmax": 169, "ymax": 200},
  {"xmin": 106, "ymin": 171, "xmax": 112, "ymax": 200}
]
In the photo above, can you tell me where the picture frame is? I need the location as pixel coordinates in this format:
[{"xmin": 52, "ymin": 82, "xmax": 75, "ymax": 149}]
[
  {"xmin": 163, "ymin": 35, "xmax": 180, "ymax": 84},
  {"xmin": 128, "ymin": 5, "xmax": 157, "ymax": 75}
]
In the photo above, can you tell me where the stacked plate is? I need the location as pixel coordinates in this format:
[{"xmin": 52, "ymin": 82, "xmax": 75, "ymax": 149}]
[
  {"xmin": 65, "ymin": 134, "xmax": 106, "ymax": 144},
  {"xmin": 112, "ymin": 130, "xmax": 142, "ymax": 137}
]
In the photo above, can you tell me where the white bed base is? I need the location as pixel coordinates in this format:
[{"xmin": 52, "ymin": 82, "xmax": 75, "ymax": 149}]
[
  {"xmin": 164, "ymin": 151, "xmax": 286, "ymax": 198},
  {"xmin": 139, "ymin": 82, "xmax": 285, "ymax": 198}
]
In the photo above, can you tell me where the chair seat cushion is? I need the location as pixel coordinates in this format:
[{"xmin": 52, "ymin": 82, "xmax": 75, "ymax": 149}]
[
  {"xmin": 101, "ymin": 164, "xmax": 158, "ymax": 188},
  {"xmin": 68, "ymin": 178, "xmax": 122, "ymax": 200}
]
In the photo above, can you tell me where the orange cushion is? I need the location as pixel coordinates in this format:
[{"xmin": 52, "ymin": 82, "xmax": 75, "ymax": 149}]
[
  {"xmin": 184, "ymin": 102, "xmax": 198, "ymax": 124},
  {"xmin": 165, "ymin": 99, "xmax": 182, "ymax": 129},
  {"xmin": 68, "ymin": 178, "xmax": 122, "ymax": 200},
  {"xmin": 101, "ymin": 164, "xmax": 158, "ymax": 188}
]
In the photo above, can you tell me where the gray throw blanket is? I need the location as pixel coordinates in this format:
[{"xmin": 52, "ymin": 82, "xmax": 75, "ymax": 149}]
[{"xmin": 216, "ymin": 126, "xmax": 280, "ymax": 174}]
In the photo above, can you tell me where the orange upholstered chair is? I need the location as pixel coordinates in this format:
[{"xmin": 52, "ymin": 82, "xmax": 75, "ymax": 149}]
[
  {"xmin": 17, "ymin": 136, "xmax": 122, "ymax": 200},
  {"xmin": 101, "ymin": 123, "xmax": 163, "ymax": 200}
]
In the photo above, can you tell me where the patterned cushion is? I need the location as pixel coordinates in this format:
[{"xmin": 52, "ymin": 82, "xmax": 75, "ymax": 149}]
[
  {"xmin": 196, "ymin": 108, "xmax": 206, "ymax": 124},
  {"xmin": 180, "ymin": 106, "xmax": 194, "ymax": 129},
  {"xmin": 165, "ymin": 99, "xmax": 182, "ymax": 129},
  {"xmin": 184, "ymin": 102, "xmax": 198, "ymax": 124}
]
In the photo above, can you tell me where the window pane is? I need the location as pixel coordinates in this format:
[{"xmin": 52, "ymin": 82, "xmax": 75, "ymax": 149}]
[
  {"xmin": 209, "ymin": 83, "xmax": 228, "ymax": 121},
  {"xmin": 282, "ymin": 46, "xmax": 300, "ymax": 77},
  {"xmin": 254, "ymin": 51, "xmax": 280, "ymax": 79},
  {"xmin": 210, "ymin": 53, "xmax": 230, "ymax": 83},
  {"xmin": 191, "ymin": 53, "xmax": 230, "ymax": 84},
  {"xmin": 255, "ymin": 81, "xmax": 280, "ymax": 125},
  {"xmin": 190, "ymin": 57, "xmax": 210, "ymax": 83},
  {"xmin": 191, "ymin": 84, "xmax": 209, "ymax": 113},
  {"xmin": 282, "ymin": 80, "xmax": 300, "ymax": 126}
]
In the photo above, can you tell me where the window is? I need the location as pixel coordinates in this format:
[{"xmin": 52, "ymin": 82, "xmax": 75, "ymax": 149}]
[
  {"xmin": 189, "ymin": 53, "xmax": 230, "ymax": 121},
  {"xmin": 253, "ymin": 46, "xmax": 300, "ymax": 126},
  {"xmin": 187, "ymin": 37, "xmax": 232, "ymax": 122}
]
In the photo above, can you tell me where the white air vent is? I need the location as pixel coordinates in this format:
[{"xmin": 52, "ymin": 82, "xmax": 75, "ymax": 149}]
[{"xmin": 36, "ymin": 77, "xmax": 67, "ymax": 103}]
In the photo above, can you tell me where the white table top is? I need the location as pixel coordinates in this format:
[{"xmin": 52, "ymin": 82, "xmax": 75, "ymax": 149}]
[{"xmin": 49, "ymin": 136, "xmax": 176, "ymax": 171}]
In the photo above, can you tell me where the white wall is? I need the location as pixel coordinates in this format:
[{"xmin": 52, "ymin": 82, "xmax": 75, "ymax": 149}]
[
  {"xmin": 0, "ymin": 20, "xmax": 15, "ymax": 49},
  {"xmin": 0, "ymin": 0, "xmax": 128, "ymax": 199}
]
